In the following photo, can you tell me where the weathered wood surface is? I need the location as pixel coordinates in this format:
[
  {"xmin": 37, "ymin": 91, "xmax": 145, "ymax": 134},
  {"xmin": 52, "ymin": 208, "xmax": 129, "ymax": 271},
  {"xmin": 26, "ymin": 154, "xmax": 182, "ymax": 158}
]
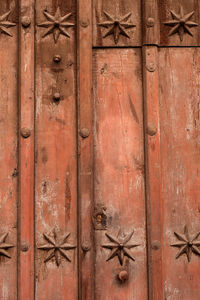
[
  {"xmin": 143, "ymin": 46, "xmax": 163, "ymax": 300},
  {"xmin": 93, "ymin": 49, "xmax": 147, "ymax": 300},
  {"xmin": 78, "ymin": 0, "xmax": 94, "ymax": 298},
  {"xmin": 93, "ymin": 0, "xmax": 141, "ymax": 47},
  {"xmin": 19, "ymin": 1, "xmax": 35, "ymax": 299},
  {"xmin": 35, "ymin": 1, "xmax": 77, "ymax": 299},
  {"xmin": 159, "ymin": 48, "xmax": 200, "ymax": 299},
  {"xmin": 0, "ymin": 2, "xmax": 18, "ymax": 300}
]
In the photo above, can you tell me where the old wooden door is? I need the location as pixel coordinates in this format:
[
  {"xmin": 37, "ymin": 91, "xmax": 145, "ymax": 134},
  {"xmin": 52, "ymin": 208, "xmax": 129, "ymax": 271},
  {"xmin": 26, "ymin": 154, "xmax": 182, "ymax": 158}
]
[{"xmin": 0, "ymin": 0, "xmax": 200, "ymax": 299}]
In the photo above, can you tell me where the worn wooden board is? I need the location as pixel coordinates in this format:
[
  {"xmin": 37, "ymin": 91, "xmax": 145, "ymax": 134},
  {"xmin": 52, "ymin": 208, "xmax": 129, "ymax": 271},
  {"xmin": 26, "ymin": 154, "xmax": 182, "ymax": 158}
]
[
  {"xmin": 93, "ymin": 0, "xmax": 141, "ymax": 47},
  {"xmin": 19, "ymin": 1, "xmax": 35, "ymax": 299},
  {"xmin": 158, "ymin": 48, "xmax": 200, "ymax": 299},
  {"xmin": 93, "ymin": 49, "xmax": 147, "ymax": 300},
  {"xmin": 0, "ymin": 2, "xmax": 18, "ymax": 299},
  {"xmin": 35, "ymin": 1, "xmax": 77, "ymax": 299}
]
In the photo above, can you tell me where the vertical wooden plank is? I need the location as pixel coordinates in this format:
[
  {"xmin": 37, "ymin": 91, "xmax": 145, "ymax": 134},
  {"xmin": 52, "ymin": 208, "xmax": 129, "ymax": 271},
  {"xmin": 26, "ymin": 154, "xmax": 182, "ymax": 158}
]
[
  {"xmin": 93, "ymin": 0, "xmax": 141, "ymax": 47},
  {"xmin": 142, "ymin": 0, "xmax": 160, "ymax": 45},
  {"xmin": 19, "ymin": 0, "xmax": 35, "ymax": 299},
  {"xmin": 159, "ymin": 48, "xmax": 200, "ymax": 300},
  {"xmin": 78, "ymin": 0, "xmax": 94, "ymax": 299},
  {"xmin": 0, "ymin": 2, "xmax": 18, "ymax": 299},
  {"xmin": 93, "ymin": 49, "xmax": 147, "ymax": 300},
  {"xmin": 35, "ymin": 1, "xmax": 78, "ymax": 299},
  {"xmin": 142, "ymin": 46, "xmax": 163, "ymax": 300}
]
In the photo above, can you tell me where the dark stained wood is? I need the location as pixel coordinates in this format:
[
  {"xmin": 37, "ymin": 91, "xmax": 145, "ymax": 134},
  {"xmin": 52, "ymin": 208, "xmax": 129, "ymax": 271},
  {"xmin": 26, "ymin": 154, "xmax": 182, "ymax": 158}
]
[
  {"xmin": 142, "ymin": 46, "xmax": 163, "ymax": 300},
  {"xmin": 19, "ymin": 1, "xmax": 35, "ymax": 299},
  {"xmin": 0, "ymin": 2, "xmax": 18, "ymax": 299},
  {"xmin": 35, "ymin": 1, "xmax": 77, "ymax": 299},
  {"xmin": 93, "ymin": 49, "xmax": 147, "ymax": 300},
  {"xmin": 93, "ymin": 0, "xmax": 141, "ymax": 47},
  {"xmin": 158, "ymin": 48, "xmax": 200, "ymax": 299},
  {"xmin": 77, "ymin": 0, "xmax": 95, "ymax": 299}
]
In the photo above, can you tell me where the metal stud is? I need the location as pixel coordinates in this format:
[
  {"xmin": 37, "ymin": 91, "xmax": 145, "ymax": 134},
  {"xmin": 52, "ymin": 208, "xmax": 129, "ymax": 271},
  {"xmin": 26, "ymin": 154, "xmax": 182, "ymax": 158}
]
[
  {"xmin": 80, "ymin": 128, "xmax": 90, "ymax": 138},
  {"xmin": 118, "ymin": 270, "xmax": 129, "ymax": 283},
  {"xmin": 146, "ymin": 17, "xmax": 155, "ymax": 27},
  {"xmin": 21, "ymin": 128, "xmax": 31, "ymax": 138},
  {"xmin": 53, "ymin": 92, "xmax": 61, "ymax": 102},
  {"xmin": 53, "ymin": 54, "xmax": 62, "ymax": 63},
  {"xmin": 21, "ymin": 16, "xmax": 31, "ymax": 28}
]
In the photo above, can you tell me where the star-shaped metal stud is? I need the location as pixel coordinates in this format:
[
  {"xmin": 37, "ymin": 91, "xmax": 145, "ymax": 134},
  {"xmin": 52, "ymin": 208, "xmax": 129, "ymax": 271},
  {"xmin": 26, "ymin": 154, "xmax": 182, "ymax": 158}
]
[
  {"xmin": 164, "ymin": 6, "xmax": 198, "ymax": 41},
  {"xmin": 0, "ymin": 10, "xmax": 16, "ymax": 37},
  {"xmin": 171, "ymin": 225, "xmax": 200, "ymax": 262},
  {"xmin": 38, "ymin": 7, "xmax": 74, "ymax": 43},
  {"xmin": 38, "ymin": 230, "xmax": 76, "ymax": 266},
  {"xmin": 98, "ymin": 11, "xmax": 136, "ymax": 44},
  {"xmin": 102, "ymin": 229, "xmax": 139, "ymax": 265},
  {"xmin": 0, "ymin": 232, "xmax": 14, "ymax": 258}
]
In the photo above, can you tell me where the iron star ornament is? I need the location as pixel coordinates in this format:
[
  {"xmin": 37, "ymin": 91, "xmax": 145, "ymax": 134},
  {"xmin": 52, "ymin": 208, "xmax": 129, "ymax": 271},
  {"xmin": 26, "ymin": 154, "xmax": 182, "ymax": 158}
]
[
  {"xmin": 38, "ymin": 230, "xmax": 76, "ymax": 266},
  {"xmin": 0, "ymin": 232, "xmax": 14, "ymax": 258},
  {"xmin": 164, "ymin": 6, "xmax": 198, "ymax": 41},
  {"xmin": 38, "ymin": 7, "xmax": 74, "ymax": 43},
  {"xmin": 98, "ymin": 11, "xmax": 136, "ymax": 44},
  {"xmin": 171, "ymin": 225, "xmax": 200, "ymax": 262},
  {"xmin": 0, "ymin": 10, "xmax": 16, "ymax": 37},
  {"xmin": 102, "ymin": 229, "xmax": 139, "ymax": 265}
]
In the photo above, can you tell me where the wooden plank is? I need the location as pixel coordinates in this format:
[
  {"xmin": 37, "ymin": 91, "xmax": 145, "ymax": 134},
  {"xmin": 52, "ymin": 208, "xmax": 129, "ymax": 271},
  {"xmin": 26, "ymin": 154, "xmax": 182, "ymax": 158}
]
[
  {"xmin": 0, "ymin": 2, "xmax": 18, "ymax": 300},
  {"xmin": 77, "ymin": 0, "xmax": 94, "ymax": 299},
  {"xmin": 19, "ymin": 1, "xmax": 35, "ymax": 299},
  {"xmin": 35, "ymin": 1, "xmax": 77, "ymax": 299},
  {"xmin": 142, "ymin": 46, "xmax": 163, "ymax": 300},
  {"xmin": 93, "ymin": 49, "xmax": 147, "ymax": 300},
  {"xmin": 142, "ymin": 0, "xmax": 160, "ymax": 45},
  {"xmin": 159, "ymin": 0, "xmax": 199, "ymax": 46},
  {"xmin": 159, "ymin": 48, "xmax": 200, "ymax": 299},
  {"xmin": 93, "ymin": 0, "xmax": 141, "ymax": 47}
]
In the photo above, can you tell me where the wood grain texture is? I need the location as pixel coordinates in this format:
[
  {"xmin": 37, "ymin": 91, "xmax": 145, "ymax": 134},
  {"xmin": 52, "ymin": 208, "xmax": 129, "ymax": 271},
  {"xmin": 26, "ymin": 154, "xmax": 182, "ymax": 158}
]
[
  {"xmin": 93, "ymin": 0, "xmax": 141, "ymax": 47},
  {"xmin": 78, "ymin": 0, "xmax": 94, "ymax": 299},
  {"xmin": 159, "ymin": 48, "xmax": 200, "ymax": 300},
  {"xmin": 143, "ymin": 46, "xmax": 163, "ymax": 300},
  {"xmin": 19, "ymin": 1, "xmax": 35, "ymax": 299},
  {"xmin": 35, "ymin": 1, "xmax": 77, "ymax": 299},
  {"xmin": 93, "ymin": 49, "xmax": 147, "ymax": 300},
  {"xmin": 143, "ymin": 0, "xmax": 160, "ymax": 45},
  {"xmin": 0, "ymin": 2, "xmax": 18, "ymax": 299}
]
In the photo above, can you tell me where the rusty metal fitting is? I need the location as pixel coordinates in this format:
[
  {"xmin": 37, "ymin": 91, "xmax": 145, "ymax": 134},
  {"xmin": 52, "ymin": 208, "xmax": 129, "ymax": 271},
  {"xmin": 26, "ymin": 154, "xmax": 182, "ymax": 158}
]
[
  {"xmin": 80, "ymin": 128, "xmax": 90, "ymax": 138},
  {"xmin": 146, "ymin": 62, "xmax": 156, "ymax": 72},
  {"xmin": 53, "ymin": 54, "xmax": 62, "ymax": 63},
  {"xmin": 80, "ymin": 20, "xmax": 89, "ymax": 28},
  {"xmin": 21, "ymin": 16, "xmax": 31, "ymax": 28},
  {"xmin": 146, "ymin": 17, "xmax": 155, "ymax": 27},
  {"xmin": 21, "ymin": 127, "xmax": 31, "ymax": 138},
  {"xmin": 53, "ymin": 92, "xmax": 61, "ymax": 102},
  {"xmin": 82, "ymin": 242, "xmax": 91, "ymax": 252},
  {"xmin": 21, "ymin": 241, "xmax": 30, "ymax": 252},
  {"xmin": 118, "ymin": 270, "xmax": 129, "ymax": 283}
]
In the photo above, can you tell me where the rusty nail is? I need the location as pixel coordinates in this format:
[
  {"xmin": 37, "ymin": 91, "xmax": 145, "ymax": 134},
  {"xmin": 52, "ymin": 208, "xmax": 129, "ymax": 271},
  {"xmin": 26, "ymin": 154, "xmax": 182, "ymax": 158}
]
[
  {"xmin": 80, "ymin": 20, "xmax": 89, "ymax": 28},
  {"xmin": 82, "ymin": 243, "xmax": 91, "ymax": 252},
  {"xmin": 118, "ymin": 270, "xmax": 129, "ymax": 283},
  {"xmin": 147, "ymin": 125, "xmax": 157, "ymax": 136},
  {"xmin": 21, "ymin": 241, "xmax": 30, "ymax": 252},
  {"xmin": 146, "ymin": 62, "xmax": 156, "ymax": 72},
  {"xmin": 53, "ymin": 54, "xmax": 62, "ymax": 63},
  {"xmin": 146, "ymin": 17, "xmax": 155, "ymax": 27},
  {"xmin": 96, "ymin": 214, "xmax": 102, "ymax": 223},
  {"xmin": 80, "ymin": 128, "xmax": 90, "ymax": 138},
  {"xmin": 53, "ymin": 92, "xmax": 61, "ymax": 102},
  {"xmin": 21, "ymin": 127, "xmax": 31, "ymax": 138},
  {"xmin": 151, "ymin": 240, "xmax": 161, "ymax": 250},
  {"xmin": 21, "ymin": 16, "xmax": 31, "ymax": 28}
]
